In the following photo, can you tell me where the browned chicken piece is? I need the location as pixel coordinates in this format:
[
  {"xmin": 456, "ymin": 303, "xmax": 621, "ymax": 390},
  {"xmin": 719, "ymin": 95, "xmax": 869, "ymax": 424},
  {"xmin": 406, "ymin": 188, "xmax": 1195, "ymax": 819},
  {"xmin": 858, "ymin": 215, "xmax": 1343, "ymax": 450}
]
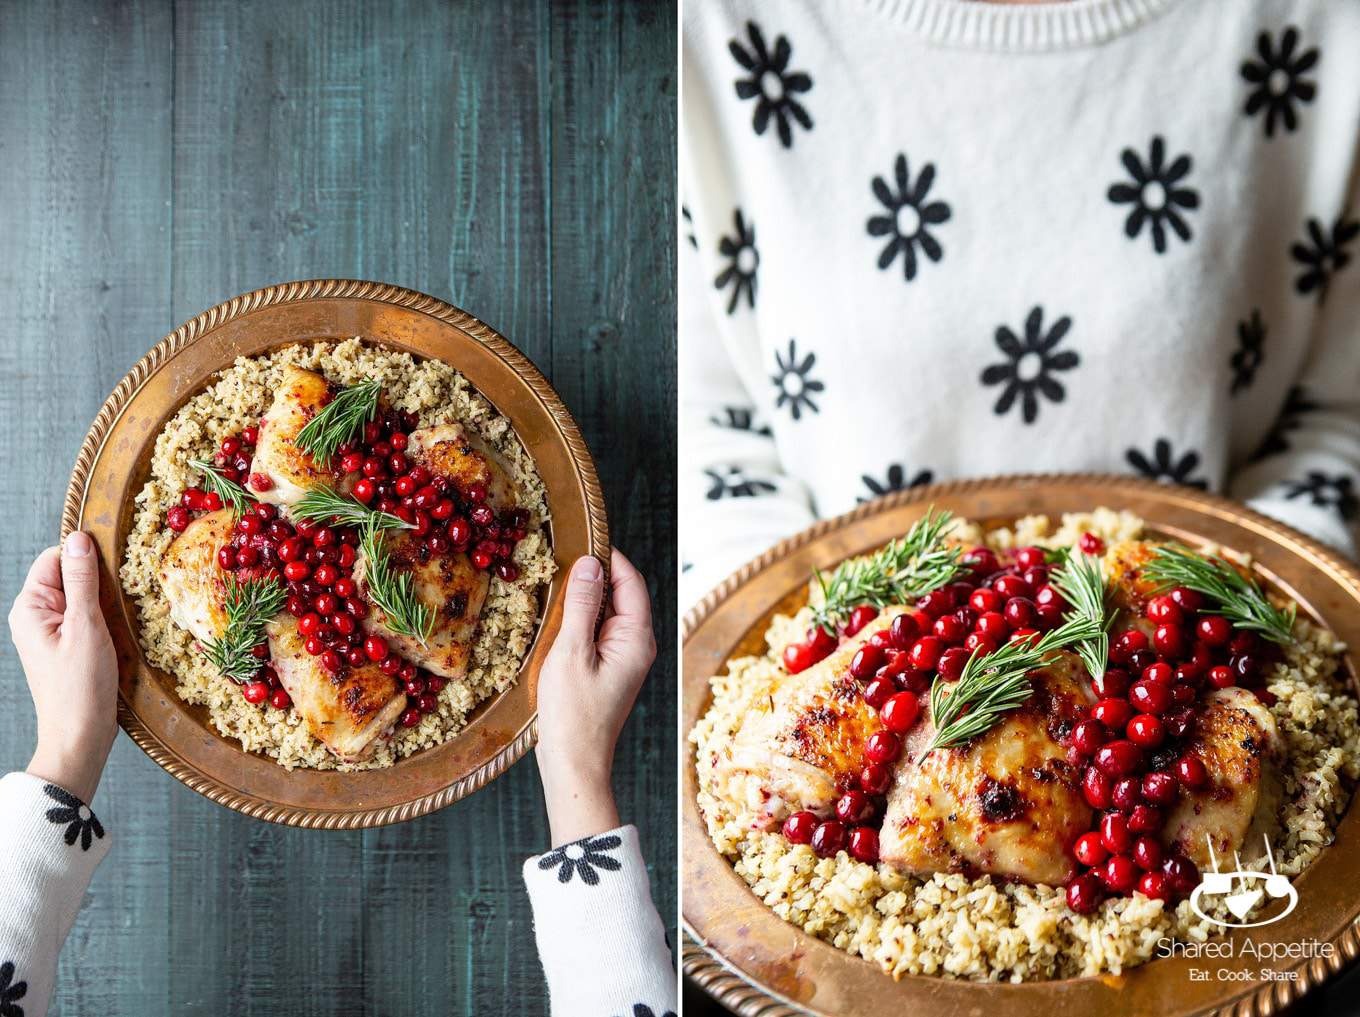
[
  {"xmin": 265, "ymin": 616, "xmax": 406, "ymax": 762},
  {"xmin": 354, "ymin": 529, "xmax": 491, "ymax": 681},
  {"xmin": 405, "ymin": 423, "xmax": 516, "ymax": 511},
  {"xmin": 1162, "ymin": 686, "xmax": 1282, "ymax": 871},
  {"xmin": 1106, "ymin": 539, "xmax": 1163, "ymax": 621},
  {"xmin": 711, "ymin": 612, "xmax": 902, "ymax": 826},
  {"xmin": 878, "ymin": 651, "xmax": 1094, "ymax": 886},
  {"xmin": 158, "ymin": 508, "xmax": 271, "ymax": 644},
  {"xmin": 248, "ymin": 365, "xmax": 342, "ymax": 507}
]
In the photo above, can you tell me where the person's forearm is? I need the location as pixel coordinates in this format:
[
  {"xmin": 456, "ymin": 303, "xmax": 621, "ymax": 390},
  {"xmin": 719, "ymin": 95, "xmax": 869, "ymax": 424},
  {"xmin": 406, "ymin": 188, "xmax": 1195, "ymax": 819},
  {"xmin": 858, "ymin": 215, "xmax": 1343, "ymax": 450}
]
[
  {"xmin": 27, "ymin": 738, "xmax": 108, "ymax": 804},
  {"xmin": 537, "ymin": 756, "xmax": 619, "ymax": 847}
]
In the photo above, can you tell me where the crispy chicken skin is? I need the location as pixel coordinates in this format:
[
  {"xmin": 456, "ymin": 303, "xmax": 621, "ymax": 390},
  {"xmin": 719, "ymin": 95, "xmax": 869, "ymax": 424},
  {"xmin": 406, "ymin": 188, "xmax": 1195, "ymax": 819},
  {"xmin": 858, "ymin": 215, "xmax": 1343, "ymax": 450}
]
[
  {"xmin": 248, "ymin": 365, "xmax": 341, "ymax": 506},
  {"xmin": 1106, "ymin": 539, "xmax": 1164, "ymax": 621},
  {"xmin": 158, "ymin": 509, "xmax": 268, "ymax": 644},
  {"xmin": 712, "ymin": 612, "xmax": 902, "ymax": 825},
  {"xmin": 877, "ymin": 651, "xmax": 1095, "ymax": 886},
  {"xmin": 355, "ymin": 530, "xmax": 490, "ymax": 681},
  {"xmin": 1163, "ymin": 686, "xmax": 1282, "ymax": 870},
  {"xmin": 265, "ymin": 616, "xmax": 406, "ymax": 762},
  {"xmin": 405, "ymin": 423, "xmax": 516, "ymax": 512}
]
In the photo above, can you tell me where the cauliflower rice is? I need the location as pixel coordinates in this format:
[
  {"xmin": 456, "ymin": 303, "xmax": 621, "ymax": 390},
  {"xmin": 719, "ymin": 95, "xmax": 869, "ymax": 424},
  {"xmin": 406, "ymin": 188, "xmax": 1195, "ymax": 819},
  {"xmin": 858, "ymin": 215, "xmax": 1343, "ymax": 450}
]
[
  {"xmin": 690, "ymin": 509, "xmax": 1360, "ymax": 981},
  {"xmin": 120, "ymin": 338, "xmax": 555, "ymax": 771}
]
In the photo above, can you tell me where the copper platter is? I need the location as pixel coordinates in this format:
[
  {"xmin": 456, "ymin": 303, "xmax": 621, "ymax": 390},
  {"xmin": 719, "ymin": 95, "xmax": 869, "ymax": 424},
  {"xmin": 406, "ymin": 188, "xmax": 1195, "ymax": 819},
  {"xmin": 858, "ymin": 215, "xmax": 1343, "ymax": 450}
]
[
  {"xmin": 682, "ymin": 475, "xmax": 1360, "ymax": 1016},
  {"xmin": 62, "ymin": 279, "xmax": 607, "ymax": 829}
]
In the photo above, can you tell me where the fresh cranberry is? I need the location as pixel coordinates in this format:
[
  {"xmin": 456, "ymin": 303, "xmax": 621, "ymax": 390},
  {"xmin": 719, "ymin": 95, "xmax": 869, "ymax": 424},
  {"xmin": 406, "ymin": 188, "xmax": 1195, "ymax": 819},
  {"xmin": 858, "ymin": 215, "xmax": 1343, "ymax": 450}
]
[
  {"xmin": 283, "ymin": 561, "xmax": 310, "ymax": 582},
  {"xmin": 1141, "ymin": 662, "xmax": 1172, "ymax": 686},
  {"xmin": 881, "ymin": 692, "xmax": 921, "ymax": 733},
  {"xmin": 245, "ymin": 472, "xmax": 271, "ymax": 493},
  {"xmin": 1071, "ymin": 719, "xmax": 1107, "ymax": 756},
  {"xmin": 1111, "ymin": 629, "xmax": 1149, "ymax": 663},
  {"xmin": 1066, "ymin": 873, "xmax": 1103, "ymax": 914},
  {"xmin": 974, "ymin": 611, "xmax": 1008, "ymax": 640},
  {"xmin": 220, "ymin": 435, "xmax": 241, "ymax": 456},
  {"xmin": 964, "ymin": 632, "xmax": 998, "ymax": 655},
  {"xmin": 1091, "ymin": 668, "xmax": 1131, "ymax": 698},
  {"xmin": 845, "ymin": 605, "xmax": 879, "ymax": 636},
  {"xmin": 963, "ymin": 547, "xmax": 999, "ymax": 575},
  {"xmin": 269, "ymin": 688, "xmax": 291, "ymax": 710},
  {"xmin": 783, "ymin": 812, "xmax": 817, "ymax": 844},
  {"xmin": 464, "ymin": 481, "xmax": 488, "ymax": 503},
  {"xmin": 1083, "ymin": 767, "xmax": 1113, "ymax": 809},
  {"xmin": 993, "ymin": 574, "xmax": 1031, "ymax": 600},
  {"xmin": 1141, "ymin": 771, "xmax": 1177, "ymax": 806},
  {"xmin": 404, "ymin": 676, "xmax": 426, "ymax": 696},
  {"xmin": 1074, "ymin": 831, "xmax": 1108, "ymax": 867},
  {"xmin": 848, "ymin": 826, "xmax": 880, "ymax": 864},
  {"xmin": 1169, "ymin": 587, "xmax": 1204, "ymax": 612},
  {"xmin": 1176, "ymin": 755, "xmax": 1208, "ymax": 789},
  {"xmin": 1078, "ymin": 532, "xmax": 1105, "ymax": 555},
  {"xmin": 1101, "ymin": 854, "xmax": 1139, "ymax": 893},
  {"xmin": 835, "ymin": 791, "xmax": 874, "ymax": 825},
  {"xmin": 1015, "ymin": 546, "xmax": 1047, "ymax": 570},
  {"xmin": 1132, "ymin": 836, "xmax": 1163, "ymax": 872},
  {"xmin": 862, "ymin": 678, "xmax": 895, "ymax": 710},
  {"xmin": 931, "ymin": 614, "xmax": 966, "ymax": 645},
  {"xmin": 1129, "ymin": 680, "xmax": 1172, "ymax": 715},
  {"xmin": 1152, "ymin": 624, "xmax": 1187, "ymax": 659},
  {"xmin": 881, "ymin": 618, "xmax": 913, "ymax": 653},
  {"xmin": 202, "ymin": 491, "xmax": 224, "ymax": 511},
  {"xmin": 1100, "ymin": 812, "xmax": 1134, "ymax": 854},
  {"xmin": 313, "ymin": 564, "xmax": 338, "ymax": 587},
  {"xmin": 1127, "ymin": 713, "xmax": 1164, "ymax": 748},
  {"xmin": 333, "ymin": 614, "xmax": 357, "ymax": 636},
  {"xmin": 471, "ymin": 549, "xmax": 494, "ymax": 570},
  {"xmin": 286, "ymin": 595, "xmax": 307, "ymax": 617},
  {"xmin": 400, "ymin": 707, "xmax": 422, "ymax": 728},
  {"xmin": 937, "ymin": 646, "xmax": 969, "ymax": 681},
  {"xmin": 1033, "ymin": 583, "xmax": 1066, "ymax": 610},
  {"xmin": 167, "ymin": 505, "xmax": 191, "ymax": 531},
  {"xmin": 1145, "ymin": 595, "xmax": 1182, "ymax": 626},
  {"xmin": 917, "ymin": 589, "xmax": 953, "ymax": 618},
  {"xmin": 908, "ymin": 636, "xmax": 943, "ymax": 671},
  {"xmin": 969, "ymin": 588, "xmax": 1001, "ymax": 613},
  {"xmin": 363, "ymin": 635, "xmax": 389, "ymax": 662},
  {"xmin": 217, "ymin": 547, "xmax": 238, "ymax": 571},
  {"xmin": 1161, "ymin": 855, "xmax": 1200, "ymax": 896},
  {"xmin": 850, "ymin": 646, "xmax": 884, "ymax": 680},
  {"xmin": 416, "ymin": 692, "xmax": 437, "ymax": 712},
  {"xmin": 1111, "ymin": 776, "xmax": 1142, "ymax": 812},
  {"xmin": 1127, "ymin": 804, "xmax": 1163, "ymax": 834},
  {"xmin": 782, "ymin": 642, "xmax": 815, "ymax": 674},
  {"xmin": 242, "ymin": 680, "xmax": 269, "ymax": 704},
  {"xmin": 353, "ymin": 479, "xmax": 376, "ymax": 504},
  {"xmin": 860, "ymin": 762, "xmax": 892, "ymax": 794},
  {"xmin": 1092, "ymin": 698, "xmax": 1134, "ymax": 731},
  {"xmin": 807, "ymin": 625, "xmax": 838, "ymax": 658},
  {"xmin": 1196, "ymin": 615, "xmax": 1231, "ymax": 646},
  {"xmin": 1207, "ymin": 664, "xmax": 1236, "ymax": 690},
  {"xmin": 811, "ymin": 821, "xmax": 847, "ymax": 858},
  {"xmin": 320, "ymin": 650, "xmax": 342, "ymax": 673},
  {"xmin": 1095, "ymin": 740, "xmax": 1143, "ymax": 777},
  {"xmin": 1003, "ymin": 597, "xmax": 1037, "ymax": 628},
  {"xmin": 241, "ymin": 425, "xmax": 259, "ymax": 446},
  {"xmin": 865, "ymin": 730, "xmax": 901, "ymax": 763},
  {"xmin": 1231, "ymin": 653, "xmax": 1261, "ymax": 682}
]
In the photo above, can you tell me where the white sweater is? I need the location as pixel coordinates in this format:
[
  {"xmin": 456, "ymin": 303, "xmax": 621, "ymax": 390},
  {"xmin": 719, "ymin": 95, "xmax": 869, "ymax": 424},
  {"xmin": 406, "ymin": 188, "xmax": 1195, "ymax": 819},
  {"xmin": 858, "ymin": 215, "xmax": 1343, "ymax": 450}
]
[
  {"xmin": 680, "ymin": 0, "xmax": 1360, "ymax": 606},
  {"xmin": 0, "ymin": 772, "xmax": 674, "ymax": 1017}
]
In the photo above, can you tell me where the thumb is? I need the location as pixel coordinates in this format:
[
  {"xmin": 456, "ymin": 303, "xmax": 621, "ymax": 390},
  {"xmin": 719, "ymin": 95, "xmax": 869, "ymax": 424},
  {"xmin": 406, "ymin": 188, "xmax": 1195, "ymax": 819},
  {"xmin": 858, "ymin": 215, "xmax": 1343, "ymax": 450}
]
[
  {"xmin": 60, "ymin": 531, "xmax": 102, "ymax": 621},
  {"xmin": 557, "ymin": 555, "xmax": 605, "ymax": 651}
]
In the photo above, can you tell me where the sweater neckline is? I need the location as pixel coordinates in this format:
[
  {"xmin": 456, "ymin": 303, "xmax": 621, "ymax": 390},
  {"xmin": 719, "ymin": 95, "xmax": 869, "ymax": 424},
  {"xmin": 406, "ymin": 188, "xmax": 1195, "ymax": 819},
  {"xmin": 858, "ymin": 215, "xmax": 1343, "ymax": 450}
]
[{"xmin": 859, "ymin": 0, "xmax": 1183, "ymax": 52}]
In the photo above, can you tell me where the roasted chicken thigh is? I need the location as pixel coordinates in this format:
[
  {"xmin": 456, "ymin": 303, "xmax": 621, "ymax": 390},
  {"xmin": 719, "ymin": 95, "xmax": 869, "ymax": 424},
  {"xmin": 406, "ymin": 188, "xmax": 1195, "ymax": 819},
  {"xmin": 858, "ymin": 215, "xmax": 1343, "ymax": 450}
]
[
  {"xmin": 405, "ymin": 422, "xmax": 516, "ymax": 511},
  {"xmin": 248, "ymin": 365, "xmax": 341, "ymax": 506},
  {"xmin": 158, "ymin": 508, "xmax": 267, "ymax": 644}
]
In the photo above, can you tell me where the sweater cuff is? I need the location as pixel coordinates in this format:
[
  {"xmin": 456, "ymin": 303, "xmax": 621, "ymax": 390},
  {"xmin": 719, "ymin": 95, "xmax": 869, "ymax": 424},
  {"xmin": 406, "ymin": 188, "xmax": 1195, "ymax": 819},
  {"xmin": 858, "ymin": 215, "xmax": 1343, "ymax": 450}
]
[
  {"xmin": 1246, "ymin": 494, "xmax": 1357, "ymax": 560},
  {"xmin": 524, "ymin": 824, "xmax": 676, "ymax": 1017}
]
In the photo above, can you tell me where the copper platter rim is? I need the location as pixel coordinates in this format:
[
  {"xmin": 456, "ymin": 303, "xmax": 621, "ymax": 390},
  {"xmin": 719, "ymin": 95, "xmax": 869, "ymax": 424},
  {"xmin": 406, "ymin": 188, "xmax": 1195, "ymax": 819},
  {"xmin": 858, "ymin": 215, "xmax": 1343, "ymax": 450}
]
[
  {"xmin": 62, "ymin": 278, "xmax": 609, "ymax": 829},
  {"xmin": 681, "ymin": 474, "xmax": 1360, "ymax": 1017}
]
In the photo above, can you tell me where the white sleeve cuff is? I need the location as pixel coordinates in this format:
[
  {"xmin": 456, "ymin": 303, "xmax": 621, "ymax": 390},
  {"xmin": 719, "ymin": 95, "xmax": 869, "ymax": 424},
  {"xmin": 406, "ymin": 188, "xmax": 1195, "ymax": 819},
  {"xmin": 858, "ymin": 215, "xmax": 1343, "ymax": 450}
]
[
  {"xmin": 1246, "ymin": 493, "xmax": 1357, "ymax": 560},
  {"xmin": 523, "ymin": 825, "xmax": 675, "ymax": 1017},
  {"xmin": 0, "ymin": 772, "xmax": 111, "ymax": 1017}
]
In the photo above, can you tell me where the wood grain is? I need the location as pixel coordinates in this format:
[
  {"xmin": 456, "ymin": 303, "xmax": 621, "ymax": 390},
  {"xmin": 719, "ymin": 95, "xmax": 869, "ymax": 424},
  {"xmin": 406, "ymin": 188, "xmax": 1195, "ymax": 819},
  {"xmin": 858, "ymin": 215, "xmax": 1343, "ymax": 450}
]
[{"xmin": 0, "ymin": 1, "xmax": 676, "ymax": 1013}]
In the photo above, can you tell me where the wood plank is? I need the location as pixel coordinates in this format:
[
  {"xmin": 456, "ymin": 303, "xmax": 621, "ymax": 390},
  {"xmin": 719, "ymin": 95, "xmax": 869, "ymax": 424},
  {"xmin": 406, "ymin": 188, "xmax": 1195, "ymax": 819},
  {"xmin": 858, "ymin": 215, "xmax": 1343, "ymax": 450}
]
[
  {"xmin": 0, "ymin": 1, "xmax": 176, "ymax": 1014},
  {"xmin": 549, "ymin": 0, "xmax": 680, "ymax": 938}
]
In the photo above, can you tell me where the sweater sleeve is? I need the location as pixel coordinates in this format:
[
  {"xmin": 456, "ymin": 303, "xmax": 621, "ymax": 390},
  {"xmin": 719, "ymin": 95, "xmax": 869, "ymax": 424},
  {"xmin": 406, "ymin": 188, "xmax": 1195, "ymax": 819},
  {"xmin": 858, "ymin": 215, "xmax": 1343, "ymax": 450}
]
[
  {"xmin": 0, "ymin": 772, "xmax": 110, "ymax": 1017},
  {"xmin": 523, "ymin": 825, "xmax": 675, "ymax": 1017},
  {"xmin": 679, "ymin": 123, "xmax": 816, "ymax": 609},
  {"xmin": 1230, "ymin": 173, "xmax": 1360, "ymax": 558}
]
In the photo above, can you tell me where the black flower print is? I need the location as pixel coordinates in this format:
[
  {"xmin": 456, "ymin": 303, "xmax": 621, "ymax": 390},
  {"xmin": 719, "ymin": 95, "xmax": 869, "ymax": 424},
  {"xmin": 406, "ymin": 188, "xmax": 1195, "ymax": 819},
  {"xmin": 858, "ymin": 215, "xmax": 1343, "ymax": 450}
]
[
  {"xmin": 729, "ymin": 22, "xmax": 813, "ymax": 148},
  {"xmin": 536, "ymin": 833, "xmax": 623, "ymax": 886},
  {"xmin": 43, "ymin": 784, "xmax": 103, "ymax": 851},
  {"xmin": 705, "ymin": 466, "xmax": 777, "ymax": 501},
  {"xmin": 979, "ymin": 306, "xmax": 1079, "ymax": 425},
  {"xmin": 866, "ymin": 154, "xmax": 952, "ymax": 282},
  {"xmin": 1283, "ymin": 472, "xmax": 1358, "ymax": 521},
  {"xmin": 1107, "ymin": 137, "xmax": 1200, "ymax": 254},
  {"xmin": 1291, "ymin": 215, "xmax": 1359, "ymax": 301},
  {"xmin": 681, "ymin": 206, "xmax": 697, "ymax": 250},
  {"xmin": 771, "ymin": 339, "xmax": 824, "ymax": 420},
  {"xmin": 1240, "ymin": 26, "xmax": 1319, "ymax": 138},
  {"xmin": 1251, "ymin": 385, "xmax": 1319, "ymax": 461},
  {"xmin": 616, "ymin": 1006, "xmax": 676, "ymax": 1017},
  {"xmin": 709, "ymin": 406, "xmax": 773, "ymax": 437},
  {"xmin": 1230, "ymin": 309, "xmax": 1266, "ymax": 394},
  {"xmin": 1126, "ymin": 439, "xmax": 1209, "ymax": 490},
  {"xmin": 714, "ymin": 210, "xmax": 758, "ymax": 314},
  {"xmin": 860, "ymin": 464, "xmax": 934, "ymax": 504},
  {"xmin": 0, "ymin": 963, "xmax": 25, "ymax": 1017}
]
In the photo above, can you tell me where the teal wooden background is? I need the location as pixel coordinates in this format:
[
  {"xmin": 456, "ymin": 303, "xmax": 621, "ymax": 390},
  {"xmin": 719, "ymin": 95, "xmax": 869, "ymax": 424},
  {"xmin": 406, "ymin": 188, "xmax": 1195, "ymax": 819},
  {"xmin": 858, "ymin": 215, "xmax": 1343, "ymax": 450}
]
[{"xmin": 0, "ymin": 1, "xmax": 676, "ymax": 1014}]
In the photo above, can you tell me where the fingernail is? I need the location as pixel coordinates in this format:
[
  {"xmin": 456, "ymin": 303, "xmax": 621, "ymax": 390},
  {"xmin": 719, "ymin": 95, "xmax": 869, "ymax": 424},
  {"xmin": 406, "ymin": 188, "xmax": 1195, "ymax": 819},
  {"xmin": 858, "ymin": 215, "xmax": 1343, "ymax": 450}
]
[
  {"xmin": 573, "ymin": 556, "xmax": 603, "ymax": 582},
  {"xmin": 64, "ymin": 531, "xmax": 92, "ymax": 557}
]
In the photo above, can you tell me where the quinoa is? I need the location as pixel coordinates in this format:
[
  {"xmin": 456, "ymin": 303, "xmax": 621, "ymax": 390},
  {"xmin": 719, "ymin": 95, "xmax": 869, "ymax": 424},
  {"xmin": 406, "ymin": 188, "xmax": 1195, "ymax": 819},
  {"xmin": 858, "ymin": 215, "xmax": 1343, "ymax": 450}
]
[
  {"xmin": 690, "ymin": 510, "xmax": 1359, "ymax": 982},
  {"xmin": 120, "ymin": 338, "xmax": 555, "ymax": 771}
]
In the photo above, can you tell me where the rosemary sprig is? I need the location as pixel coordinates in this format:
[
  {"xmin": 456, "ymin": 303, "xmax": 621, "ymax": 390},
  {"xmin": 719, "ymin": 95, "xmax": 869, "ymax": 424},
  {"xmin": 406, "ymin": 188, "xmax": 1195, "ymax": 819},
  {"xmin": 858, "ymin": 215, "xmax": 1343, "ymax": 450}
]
[
  {"xmin": 1142, "ymin": 544, "xmax": 1295, "ymax": 645},
  {"xmin": 294, "ymin": 379, "xmax": 382, "ymax": 465},
  {"xmin": 359, "ymin": 516, "xmax": 433, "ymax": 646},
  {"xmin": 293, "ymin": 486, "xmax": 410, "ymax": 532},
  {"xmin": 186, "ymin": 458, "xmax": 252, "ymax": 515},
  {"xmin": 200, "ymin": 574, "xmax": 287, "ymax": 684},
  {"xmin": 810, "ymin": 508, "xmax": 965, "ymax": 635},
  {"xmin": 923, "ymin": 615, "xmax": 1103, "ymax": 757},
  {"xmin": 1051, "ymin": 549, "xmax": 1112, "ymax": 679}
]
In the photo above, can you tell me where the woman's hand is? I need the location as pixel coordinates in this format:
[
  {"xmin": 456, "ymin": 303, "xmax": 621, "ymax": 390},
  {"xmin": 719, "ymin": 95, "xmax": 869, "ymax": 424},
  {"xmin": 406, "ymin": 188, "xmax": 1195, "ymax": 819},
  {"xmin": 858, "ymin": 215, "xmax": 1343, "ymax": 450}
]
[
  {"xmin": 535, "ymin": 549, "xmax": 657, "ymax": 846},
  {"xmin": 8, "ymin": 532, "xmax": 119, "ymax": 802}
]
